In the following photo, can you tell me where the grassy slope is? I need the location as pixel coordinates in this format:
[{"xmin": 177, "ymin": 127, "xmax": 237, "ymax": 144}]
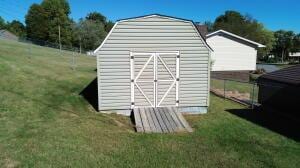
[{"xmin": 0, "ymin": 39, "xmax": 299, "ymax": 167}]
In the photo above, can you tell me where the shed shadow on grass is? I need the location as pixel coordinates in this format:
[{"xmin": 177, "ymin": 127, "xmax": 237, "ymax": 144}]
[
  {"xmin": 226, "ymin": 107, "xmax": 300, "ymax": 142},
  {"xmin": 80, "ymin": 77, "xmax": 98, "ymax": 111}
]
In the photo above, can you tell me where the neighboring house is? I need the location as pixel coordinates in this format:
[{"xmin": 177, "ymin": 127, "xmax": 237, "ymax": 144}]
[
  {"xmin": 257, "ymin": 65, "xmax": 300, "ymax": 118},
  {"xmin": 206, "ymin": 30, "xmax": 265, "ymax": 81},
  {"xmin": 94, "ymin": 14, "xmax": 212, "ymax": 116},
  {"xmin": 86, "ymin": 51, "xmax": 96, "ymax": 56},
  {"xmin": 289, "ymin": 52, "xmax": 300, "ymax": 62},
  {"xmin": 289, "ymin": 52, "xmax": 300, "ymax": 57},
  {"xmin": 0, "ymin": 29, "xmax": 18, "ymax": 41}
]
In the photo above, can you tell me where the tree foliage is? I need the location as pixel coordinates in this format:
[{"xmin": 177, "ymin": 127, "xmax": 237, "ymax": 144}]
[
  {"xmin": 25, "ymin": 0, "xmax": 73, "ymax": 45},
  {"xmin": 0, "ymin": 16, "xmax": 6, "ymax": 29},
  {"xmin": 272, "ymin": 30, "xmax": 300, "ymax": 62},
  {"xmin": 73, "ymin": 18, "xmax": 107, "ymax": 51},
  {"xmin": 25, "ymin": 4, "xmax": 113, "ymax": 51},
  {"xmin": 292, "ymin": 34, "xmax": 300, "ymax": 52},
  {"xmin": 105, "ymin": 20, "xmax": 114, "ymax": 32},
  {"xmin": 204, "ymin": 21, "xmax": 214, "ymax": 33},
  {"xmin": 25, "ymin": 4, "xmax": 48, "ymax": 40},
  {"xmin": 7, "ymin": 20, "xmax": 26, "ymax": 37},
  {"xmin": 86, "ymin": 12, "xmax": 107, "ymax": 23},
  {"xmin": 85, "ymin": 12, "xmax": 114, "ymax": 32},
  {"xmin": 213, "ymin": 11, "xmax": 275, "ymax": 58},
  {"xmin": 70, "ymin": 12, "xmax": 113, "ymax": 50}
]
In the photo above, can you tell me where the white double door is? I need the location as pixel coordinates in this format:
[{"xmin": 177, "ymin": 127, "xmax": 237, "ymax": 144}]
[{"xmin": 130, "ymin": 52, "xmax": 179, "ymax": 108}]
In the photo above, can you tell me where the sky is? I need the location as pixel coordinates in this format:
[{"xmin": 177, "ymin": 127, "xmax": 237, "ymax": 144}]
[{"xmin": 0, "ymin": 0, "xmax": 299, "ymax": 33}]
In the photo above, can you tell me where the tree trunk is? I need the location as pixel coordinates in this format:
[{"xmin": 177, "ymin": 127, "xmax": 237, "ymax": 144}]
[{"xmin": 281, "ymin": 50, "xmax": 285, "ymax": 63}]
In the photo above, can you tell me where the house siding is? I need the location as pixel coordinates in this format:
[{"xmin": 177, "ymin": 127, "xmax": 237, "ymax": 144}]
[
  {"xmin": 206, "ymin": 34, "xmax": 257, "ymax": 71},
  {"xmin": 96, "ymin": 16, "xmax": 209, "ymax": 111}
]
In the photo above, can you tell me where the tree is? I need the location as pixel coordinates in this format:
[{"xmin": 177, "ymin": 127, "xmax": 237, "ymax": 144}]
[
  {"xmin": 292, "ymin": 34, "xmax": 300, "ymax": 52},
  {"xmin": 105, "ymin": 20, "xmax": 114, "ymax": 32},
  {"xmin": 86, "ymin": 12, "xmax": 114, "ymax": 33},
  {"xmin": 213, "ymin": 10, "xmax": 275, "ymax": 59},
  {"xmin": 25, "ymin": 4, "xmax": 49, "ymax": 41},
  {"xmin": 7, "ymin": 20, "xmax": 26, "ymax": 37},
  {"xmin": 41, "ymin": 0, "xmax": 72, "ymax": 46},
  {"xmin": 204, "ymin": 21, "xmax": 214, "ymax": 33},
  {"xmin": 73, "ymin": 19, "xmax": 107, "ymax": 51},
  {"xmin": 273, "ymin": 30, "xmax": 295, "ymax": 62},
  {"xmin": 0, "ymin": 16, "xmax": 6, "ymax": 29},
  {"xmin": 86, "ymin": 12, "xmax": 106, "ymax": 23},
  {"xmin": 25, "ymin": 0, "xmax": 73, "ymax": 46}
]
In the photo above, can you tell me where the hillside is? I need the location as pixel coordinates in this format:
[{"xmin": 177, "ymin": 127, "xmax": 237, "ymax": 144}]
[{"xmin": 0, "ymin": 39, "xmax": 299, "ymax": 167}]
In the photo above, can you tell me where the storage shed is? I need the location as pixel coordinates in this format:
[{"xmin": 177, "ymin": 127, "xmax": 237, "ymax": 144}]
[
  {"xmin": 206, "ymin": 30, "xmax": 265, "ymax": 81},
  {"xmin": 257, "ymin": 65, "xmax": 300, "ymax": 118},
  {"xmin": 94, "ymin": 14, "xmax": 212, "ymax": 116}
]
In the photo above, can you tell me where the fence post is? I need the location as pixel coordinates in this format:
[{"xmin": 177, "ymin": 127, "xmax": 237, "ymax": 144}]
[
  {"xmin": 224, "ymin": 79, "xmax": 226, "ymax": 99},
  {"xmin": 28, "ymin": 40, "xmax": 32, "ymax": 58},
  {"xmin": 72, "ymin": 50, "xmax": 76, "ymax": 71},
  {"xmin": 251, "ymin": 82, "xmax": 256, "ymax": 109}
]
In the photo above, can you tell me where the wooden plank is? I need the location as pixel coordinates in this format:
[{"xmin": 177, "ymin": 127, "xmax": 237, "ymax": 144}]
[
  {"xmin": 157, "ymin": 108, "xmax": 174, "ymax": 132},
  {"xmin": 139, "ymin": 108, "xmax": 151, "ymax": 133},
  {"xmin": 133, "ymin": 107, "xmax": 193, "ymax": 133},
  {"xmin": 144, "ymin": 108, "xmax": 157, "ymax": 132},
  {"xmin": 161, "ymin": 108, "xmax": 178, "ymax": 132},
  {"xmin": 152, "ymin": 108, "xmax": 169, "ymax": 133},
  {"xmin": 149, "ymin": 108, "xmax": 163, "ymax": 133},
  {"xmin": 166, "ymin": 107, "xmax": 185, "ymax": 131},
  {"xmin": 133, "ymin": 108, "xmax": 144, "ymax": 132},
  {"xmin": 171, "ymin": 107, "xmax": 193, "ymax": 132}
]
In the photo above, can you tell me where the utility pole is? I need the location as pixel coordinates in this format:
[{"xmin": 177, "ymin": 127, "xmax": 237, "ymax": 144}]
[{"xmin": 58, "ymin": 25, "xmax": 62, "ymax": 51}]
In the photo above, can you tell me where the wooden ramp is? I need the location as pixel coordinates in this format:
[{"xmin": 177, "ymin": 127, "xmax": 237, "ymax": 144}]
[{"xmin": 133, "ymin": 107, "xmax": 193, "ymax": 133}]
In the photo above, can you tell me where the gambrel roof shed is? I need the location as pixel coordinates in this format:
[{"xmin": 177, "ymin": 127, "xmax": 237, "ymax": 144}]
[{"xmin": 94, "ymin": 14, "xmax": 211, "ymax": 116}]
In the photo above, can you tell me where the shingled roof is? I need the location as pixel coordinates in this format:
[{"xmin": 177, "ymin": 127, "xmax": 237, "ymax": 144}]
[
  {"xmin": 258, "ymin": 64, "xmax": 300, "ymax": 86},
  {"xmin": 195, "ymin": 25, "xmax": 208, "ymax": 39}
]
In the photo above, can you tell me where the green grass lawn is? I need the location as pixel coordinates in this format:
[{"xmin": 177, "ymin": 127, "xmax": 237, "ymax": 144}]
[
  {"xmin": 0, "ymin": 39, "xmax": 299, "ymax": 167},
  {"xmin": 210, "ymin": 79, "xmax": 259, "ymax": 102}
]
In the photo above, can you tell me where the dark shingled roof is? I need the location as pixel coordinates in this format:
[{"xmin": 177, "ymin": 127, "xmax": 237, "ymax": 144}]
[
  {"xmin": 195, "ymin": 25, "xmax": 208, "ymax": 39},
  {"xmin": 258, "ymin": 64, "xmax": 300, "ymax": 86}
]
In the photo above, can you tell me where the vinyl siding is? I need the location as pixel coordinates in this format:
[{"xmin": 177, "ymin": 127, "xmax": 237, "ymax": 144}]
[
  {"xmin": 206, "ymin": 34, "xmax": 257, "ymax": 71},
  {"xmin": 96, "ymin": 15, "xmax": 209, "ymax": 111}
]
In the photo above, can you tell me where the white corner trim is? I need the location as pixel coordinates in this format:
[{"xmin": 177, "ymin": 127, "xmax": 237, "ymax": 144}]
[{"xmin": 206, "ymin": 29, "xmax": 266, "ymax": 48}]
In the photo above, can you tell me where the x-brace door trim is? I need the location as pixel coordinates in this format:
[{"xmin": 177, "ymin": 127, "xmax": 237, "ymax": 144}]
[{"xmin": 130, "ymin": 51, "xmax": 179, "ymax": 109}]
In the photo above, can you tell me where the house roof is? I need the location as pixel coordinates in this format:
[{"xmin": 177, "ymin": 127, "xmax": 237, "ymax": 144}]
[
  {"xmin": 195, "ymin": 25, "xmax": 208, "ymax": 39},
  {"xmin": 0, "ymin": 29, "xmax": 18, "ymax": 40},
  {"xmin": 206, "ymin": 29, "xmax": 265, "ymax": 48},
  {"xmin": 94, "ymin": 14, "xmax": 213, "ymax": 53},
  {"xmin": 258, "ymin": 64, "xmax": 300, "ymax": 86},
  {"xmin": 0, "ymin": 29, "xmax": 9, "ymax": 35}
]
